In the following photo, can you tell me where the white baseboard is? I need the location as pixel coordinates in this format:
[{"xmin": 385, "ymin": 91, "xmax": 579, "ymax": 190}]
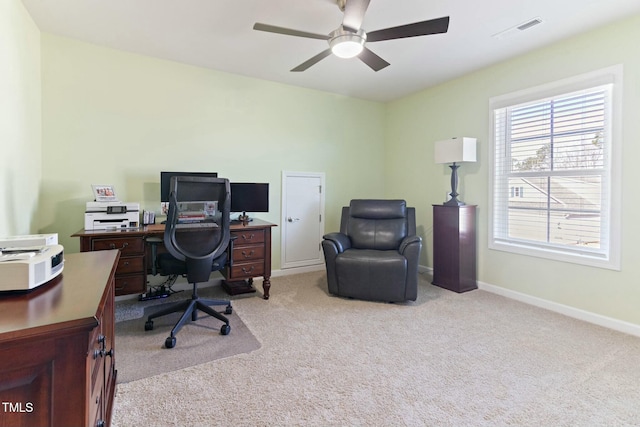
[
  {"xmin": 420, "ymin": 265, "xmax": 640, "ymax": 337},
  {"xmin": 272, "ymin": 264, "xmax": 325, "ymax": 277},
  {"xmin": 115, "ymin": 265, "xmax": 326, "ymax": 303},
  {"xmin": 478, "ymin": 281, "xmax": 640, "ymax": 338}
]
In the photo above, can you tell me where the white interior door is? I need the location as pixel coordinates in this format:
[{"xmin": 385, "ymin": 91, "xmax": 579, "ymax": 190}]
[{"xmin": 281, "ymin": 171, "xmax": 325, "ymax": 269}]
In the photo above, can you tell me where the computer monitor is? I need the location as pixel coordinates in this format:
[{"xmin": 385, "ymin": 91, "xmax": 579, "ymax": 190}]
[
  {"xmin": 230, "ymin": 183, "xmax": 269, "ymax": 221},
  {"xmin": 160, "ymin": 171, "xmax": 218, "ymax": 202}
]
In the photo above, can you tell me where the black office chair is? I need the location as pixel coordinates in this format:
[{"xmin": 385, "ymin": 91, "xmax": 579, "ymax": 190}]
[{"xmin": 144, "ymin": 176, "xmax": 233, "ymax": 349}]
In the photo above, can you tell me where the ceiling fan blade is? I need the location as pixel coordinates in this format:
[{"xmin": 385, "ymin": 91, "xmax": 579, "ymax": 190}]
[
  {"xmin": 253, "ymin": 23, "xmax": 330, "ymax": 40},
  {"xmin": 366, "ymin": 16, "xmax": 450, "ymax": 42},
  {"xmin": 358, "ymin": 47, "xmax": 390, "ymax": 72},
  {"xmin": 291, "ymin": 49, "xmax": 333, "ymax": 72},
  {"xmin": 342, "ymin": 0, "xmax": 371, "ymax": 32}
]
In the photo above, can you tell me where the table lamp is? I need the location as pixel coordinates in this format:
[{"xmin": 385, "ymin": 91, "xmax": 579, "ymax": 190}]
[{"xmin": 434, "ymin": 137, "xmax": 477, "ymax": 206}]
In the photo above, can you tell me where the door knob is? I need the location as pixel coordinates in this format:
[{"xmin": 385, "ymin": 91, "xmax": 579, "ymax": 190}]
[{"xmin": 287, "ymin": 217, "xmax": 300, "ymax": 222}]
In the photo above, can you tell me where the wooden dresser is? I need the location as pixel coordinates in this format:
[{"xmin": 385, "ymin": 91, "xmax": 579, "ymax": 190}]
[{"xmin": 0, "ymin": 250, "xmax": 119, "ymax": 427}]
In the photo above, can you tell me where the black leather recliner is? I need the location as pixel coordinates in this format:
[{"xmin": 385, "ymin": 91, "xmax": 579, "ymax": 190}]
[{"xmin": 322, "ymin": 199, "xmax": 422, "ymax": 302}]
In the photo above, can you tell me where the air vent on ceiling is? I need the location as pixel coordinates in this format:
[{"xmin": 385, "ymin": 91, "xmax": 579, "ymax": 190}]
[
  {"xmin": 492, "ymin": 17, "xmax": 543, "ymax": 39},
  {"xmin": 517, "ymin": 18, "xmax": 543, "ymax": 31}
]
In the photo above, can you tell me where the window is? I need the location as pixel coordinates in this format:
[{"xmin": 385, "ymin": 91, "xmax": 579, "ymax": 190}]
[{"xmin": 489, "ymin": 66, "xmax": 622, "ymax": 270}]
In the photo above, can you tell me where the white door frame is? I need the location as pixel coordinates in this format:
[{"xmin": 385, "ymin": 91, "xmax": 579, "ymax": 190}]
[{"xmin": 281, "ymin": 171, "xmax": 326, "ymax": 269}]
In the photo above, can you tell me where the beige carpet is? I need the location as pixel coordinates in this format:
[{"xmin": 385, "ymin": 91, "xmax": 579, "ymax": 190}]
[
  {"xmin": 115, "ymin": 288, "xmax": 261, "ymax": 383},
  {"xmin": 112, "ymin": 271, "xmax": 640, "ymax": 426}
]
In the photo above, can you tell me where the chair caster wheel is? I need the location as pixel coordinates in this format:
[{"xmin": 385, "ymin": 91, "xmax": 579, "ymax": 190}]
[
  {"xmin": 144, "ymin": 320, "xmax": 154, "ymax": 331},
  {"xmin": 165, "ymin": 336, "xmax": 176, "ymax": 348},
  {"xmin": 220, "ymin": 324, "xmax": 231, "ymax": 335},
  {"xmin": 225, "ymin": 305, "xmax": 233, "ymax": 315}
]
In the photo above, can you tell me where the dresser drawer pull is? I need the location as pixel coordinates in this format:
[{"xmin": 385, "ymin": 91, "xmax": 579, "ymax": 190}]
[
  {"xmin": 109, "ymin": 242, "xmax": 129, "ymax": 250},
  {"xmin": 241, "ymin": 250, "xmax": 255, "ymax": 258},
  {"xmin": 241, "ymin": 234, "xmax": 255, "ymax": 241},
  {"xmin": 241, "ymin": 266, "xmax": 255, "ymax": 274}
]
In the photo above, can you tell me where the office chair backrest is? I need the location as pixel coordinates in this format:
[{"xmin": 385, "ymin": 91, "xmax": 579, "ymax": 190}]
[
  {"xmin": 341, "ymin": 199, "xmax": 411, "ymax": 251},
  {"xmin": 164, "ymin": 176, "xmax": 231, "ymax": 283}
]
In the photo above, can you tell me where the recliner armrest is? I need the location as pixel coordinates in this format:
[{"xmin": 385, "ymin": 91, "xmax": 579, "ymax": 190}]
[
  {"xmin": 399, "ymin": 235, "xmax": 422, "ymax": 254},
  {"xmin": 322, "ymin": 232, "xmax": 351, "ymax": 253}
]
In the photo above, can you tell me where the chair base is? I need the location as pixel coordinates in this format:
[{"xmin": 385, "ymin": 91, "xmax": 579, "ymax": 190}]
[{"xmin": 144, "ymin": 283, "xmax": 232, "ymax": 349}]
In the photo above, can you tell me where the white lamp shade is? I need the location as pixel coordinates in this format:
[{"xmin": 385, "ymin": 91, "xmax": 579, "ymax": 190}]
[{"xmin": 434, "ymin": 137, "xmax": 477, "ymax": 164}]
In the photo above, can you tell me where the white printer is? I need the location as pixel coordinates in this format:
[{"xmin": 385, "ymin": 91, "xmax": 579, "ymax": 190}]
[
  {"xmin": 0, "ymin": 243, "xmax": 64, "ymax": 292},
  {"xmin": 85, "ymin": 201, "xmax": 140, "ymax": 230}
]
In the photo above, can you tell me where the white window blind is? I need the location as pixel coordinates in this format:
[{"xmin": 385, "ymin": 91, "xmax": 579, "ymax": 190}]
[{"xmin": 489, "ymin": 67, "xmax": 621, "ymax": 270}]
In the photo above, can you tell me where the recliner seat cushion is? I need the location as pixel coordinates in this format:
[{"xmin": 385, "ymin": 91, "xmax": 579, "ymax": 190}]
[{"xmin": 335, "ymin": 249, "xmax": 408, "ymax": 302}]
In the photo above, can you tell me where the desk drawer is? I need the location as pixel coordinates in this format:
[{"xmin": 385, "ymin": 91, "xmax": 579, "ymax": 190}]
[
  {"xmin": 232, "ymin": 230, "xmax": 265, "ymax": 246},
  {"xmin": 92, "ymin": 237, "xmax": 144, "ymax": 255},
  {"xmin": 229, "ymin": 261, "xmax": 264, "ymax": 279},
  {"xmin": 232, "ymin": 244, "xmax": 264, "ymax": 262},
  {"xmin": 116, "ymin": 256, "xmax": 144, "ymax": 275},
  {"xmin": 114, "ymin": 274, "xmax": 145, "ymax": 295}
]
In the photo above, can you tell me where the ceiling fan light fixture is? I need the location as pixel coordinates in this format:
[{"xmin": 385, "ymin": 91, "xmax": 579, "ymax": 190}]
[{"xmin": 329, "ymin": 28, "xmax": 366, "ymax": 58}]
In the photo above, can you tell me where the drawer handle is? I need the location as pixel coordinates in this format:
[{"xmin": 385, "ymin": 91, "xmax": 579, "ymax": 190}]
[
  {"xmin": 241, "ymin": 266, "xmax": 255, "ymax": 274},
  {"xmin": 109, "ymin": 242, "xmax": 129, "ymax": 250},
  {"xmin": 123, "ymin": 261, "xmax": 130, "ymax": 266},
  {"xmin": 241, "ymin": 250, "xmax": 255, "ymax": 258},
  {"xmin": 241, "ymin": 234, "xmax": 255, "ymax": 241}
]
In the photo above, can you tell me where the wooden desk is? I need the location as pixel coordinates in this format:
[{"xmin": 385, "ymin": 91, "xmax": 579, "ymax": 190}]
[
  {"xmin": 0, "ymin": 250, "xmax": 119, "ymax": 427},
  {"xmin": 72, "ymin": 219, "xmax": 277, "ymax": 299}
]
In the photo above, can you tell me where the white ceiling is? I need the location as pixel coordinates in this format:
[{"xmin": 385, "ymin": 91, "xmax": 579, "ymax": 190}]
[{"xmin": 22, "ymin": 0, "xmax": 640, "ymax": 102}]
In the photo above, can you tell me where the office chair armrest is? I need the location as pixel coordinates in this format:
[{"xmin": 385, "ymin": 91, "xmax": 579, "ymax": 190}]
[
  {"xmin": 399, "ymin": 235, "xmax": 422, "ymax": 255},
  {"xmin": 322, "ymin": 232, "xmax": 351, "ymax": 253}
]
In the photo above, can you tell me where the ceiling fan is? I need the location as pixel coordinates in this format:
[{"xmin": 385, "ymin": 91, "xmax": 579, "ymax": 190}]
[{"xmin": 253, "ymin": 0, "xmax": 449, "ymax": 72}]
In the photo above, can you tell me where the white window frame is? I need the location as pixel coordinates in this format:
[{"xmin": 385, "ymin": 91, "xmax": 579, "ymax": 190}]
[{"xmin": 488, "ymin": 65, "xmax": 622, "ymax": 270}]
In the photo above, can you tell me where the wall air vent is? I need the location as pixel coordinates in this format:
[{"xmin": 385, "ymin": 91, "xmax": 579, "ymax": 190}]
[{"xmin": 492, "ymin": 17, "xmax": 544, "ymax": 39}]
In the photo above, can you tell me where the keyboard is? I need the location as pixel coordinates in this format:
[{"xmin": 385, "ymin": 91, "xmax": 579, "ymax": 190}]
[{"xmin": 175, "ymin": 222, "xmax": 218, "ymax": 229}]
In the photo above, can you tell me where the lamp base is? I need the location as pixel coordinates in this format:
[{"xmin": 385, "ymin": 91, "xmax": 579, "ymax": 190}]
[{"xmin": 444, "ymin": 163, "xmax": 466, "ymax": 207}]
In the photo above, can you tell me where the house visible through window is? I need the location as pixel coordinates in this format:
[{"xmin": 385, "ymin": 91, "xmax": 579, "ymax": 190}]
[{"xmin": 489, "ymin": 66, "xmax": 622, "ymax": 270}]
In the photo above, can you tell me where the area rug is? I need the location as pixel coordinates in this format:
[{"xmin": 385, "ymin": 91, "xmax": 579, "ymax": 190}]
[{"xmin": 115, "ymin": 294, "xmax": 261, "ymax": 383}]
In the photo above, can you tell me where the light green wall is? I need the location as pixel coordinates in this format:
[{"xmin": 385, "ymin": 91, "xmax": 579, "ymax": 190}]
[
  {"xmin": 0, "ymin": 0, "xmax": 41, "ymax": 236},
  {"xmin": 4, "ymin": 0, "xmax": 639, "ymax": 327},
  {"xmin": 38, "ymin": 34, "xmax": 387, "ymax": 266},
  {"xmin": 386, "ymin": 13, "xmax": 640, "ymax": 325}
]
